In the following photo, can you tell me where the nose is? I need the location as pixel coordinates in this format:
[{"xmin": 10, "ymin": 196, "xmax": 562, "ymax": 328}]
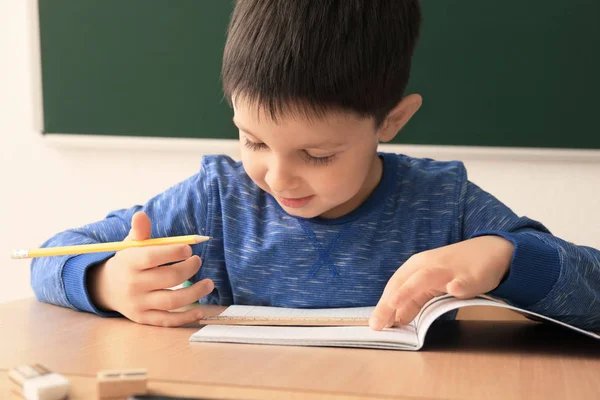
[{"xmin": 264, "ymin": 155, "xmax": 299, "ymax": 193}]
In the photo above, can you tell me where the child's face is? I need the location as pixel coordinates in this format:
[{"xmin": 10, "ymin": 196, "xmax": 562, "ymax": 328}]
[{"xmin": 233, "ymin": 101, "xmax": 384, "ymax": 219}]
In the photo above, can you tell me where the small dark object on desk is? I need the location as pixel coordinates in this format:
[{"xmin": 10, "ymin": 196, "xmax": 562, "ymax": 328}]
[{"xmin": 128, "ymin": 395, "xmax": 225, "ymax": 400}]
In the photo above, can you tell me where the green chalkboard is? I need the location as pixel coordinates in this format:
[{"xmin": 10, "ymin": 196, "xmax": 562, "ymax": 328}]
[{"xmin": 39, "ymin": 0, "xmax": 600, "ymax": 149}]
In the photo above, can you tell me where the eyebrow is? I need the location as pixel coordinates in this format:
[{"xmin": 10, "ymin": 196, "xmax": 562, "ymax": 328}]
[{"xmin": 233, "ymin": 119, "xmax": 347, "ymax": 149}]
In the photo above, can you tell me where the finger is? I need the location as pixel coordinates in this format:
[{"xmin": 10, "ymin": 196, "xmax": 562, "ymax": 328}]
[
  {"xmin": 446, "ymin": 276, "xmax": 479, "ymax": 299},
  {"xmin": 382, "ymin": 255, "xmax": 423, "ymax": 295},
  {"xmin": 390, "ymin": 269, "xmax": 448, "ymax": 325},
  {"xmin": 389, "ymin": 268, "xmax": 446, "ymax": 308},
  {"xmin": 124, "ymin": 244, "xmax": 193, "ymax": 271},
  {"xmin": 125, "ymin": 211, "xmax": 152, "ymax": 241},
  {"xmin": 395, "ymin": 309, "xmax": 403, "ymax": 323},
  {"xmin": 138, "ymin": 255, "xmax": 202, "ymax": 291},
  {"xmin": 138, "ymin": 307, "xmax": 206, "ymax": 328},
  {"xmin": 143, "ymin": 279, "xmax": 214, "ymax": 311},
  {"xmin": 369, "ymin": 257, "xmax": 422, "ymax": 330},
  {"xmin": 370, "ymin": 301, "xmax": 396, "ymax": 331},
  {"xmin": 393, "ymin": 291, "xmax": 437, "ymax": 327}
]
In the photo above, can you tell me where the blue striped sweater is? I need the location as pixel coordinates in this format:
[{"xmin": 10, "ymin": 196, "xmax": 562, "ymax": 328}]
[{"xmin": 31, "ymin": 153, "xmax": 600, "ymax": 330}]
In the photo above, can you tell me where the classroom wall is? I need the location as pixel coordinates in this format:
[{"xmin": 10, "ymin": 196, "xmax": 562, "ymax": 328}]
[{"xmin": 1, "ymin": 0, "xmax": 598, "ymax": 304}]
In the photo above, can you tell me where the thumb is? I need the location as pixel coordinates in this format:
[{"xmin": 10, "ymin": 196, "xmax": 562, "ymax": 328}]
[{"xmin": 125, "ymin": 211, "xmax": 152, "ymax": 241}]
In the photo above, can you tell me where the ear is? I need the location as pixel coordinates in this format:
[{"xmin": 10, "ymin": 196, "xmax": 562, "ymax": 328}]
[{"xmin": 378, "ymin": 94, "xmax": 422, "ymax": 143}]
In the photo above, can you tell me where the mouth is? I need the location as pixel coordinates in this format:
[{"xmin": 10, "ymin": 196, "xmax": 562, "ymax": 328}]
[{"xmin": 278, "ymin": 195, "xmax": 314, "ymax": 208}]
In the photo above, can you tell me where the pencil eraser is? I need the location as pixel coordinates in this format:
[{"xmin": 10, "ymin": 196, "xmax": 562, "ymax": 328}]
[
  {"xmin": 8, "ymin": 364, "xmax": 70, "ymax": 400},
  {"xmin": 11, "ymin": 249, "xmax": 29, "ymax": 259}
]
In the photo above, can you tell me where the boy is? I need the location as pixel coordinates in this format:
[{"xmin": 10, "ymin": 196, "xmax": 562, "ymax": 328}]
[{"xmin": 32, "ymin": 0, "xmax": 600, "ymax": 331}]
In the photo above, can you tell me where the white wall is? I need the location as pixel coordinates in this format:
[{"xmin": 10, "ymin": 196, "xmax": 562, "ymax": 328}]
[{"xmin": 1, "ymin": 0, "xmax": 598, "ymax": 304}]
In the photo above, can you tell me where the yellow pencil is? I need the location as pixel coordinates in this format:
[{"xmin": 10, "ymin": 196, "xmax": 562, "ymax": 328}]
[{"xmin": 10, "ymin": 235, "xmax": 210, "ymax": 259}]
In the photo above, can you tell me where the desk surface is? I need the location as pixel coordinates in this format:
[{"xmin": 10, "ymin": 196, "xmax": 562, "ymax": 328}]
[{"xmin": 1, "ymin": 298, "xmax": 598, "ymax": 400}]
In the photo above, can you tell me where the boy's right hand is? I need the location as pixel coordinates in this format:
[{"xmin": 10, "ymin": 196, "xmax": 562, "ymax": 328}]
[{"xmin": 87, "ymin": 211, "xmax": 214, "ymax": 327}]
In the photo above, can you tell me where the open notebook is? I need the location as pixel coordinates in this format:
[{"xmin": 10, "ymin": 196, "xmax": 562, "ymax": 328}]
[{"xmin": 189, "ymin": 295, "xmax": 600, "ymax": 350}]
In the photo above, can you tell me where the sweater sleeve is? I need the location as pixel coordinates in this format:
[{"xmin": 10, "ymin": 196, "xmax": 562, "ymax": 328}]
[
  {"xmin": 459, "ymin": 177, "xmax": 600, "ymax": 331},
  {"xmin": 30, "ymin": 161, "xmax": 211, "ymax": 316}
]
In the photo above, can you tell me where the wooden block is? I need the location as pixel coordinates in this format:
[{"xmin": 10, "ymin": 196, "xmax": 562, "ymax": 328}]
[
  {"xmin": 8, "ymin": 364, "xmax": 70, "ymax": 400},
  {"xmin": 96, "ymin": 369, "xmax": 147, "ymax": 399}
]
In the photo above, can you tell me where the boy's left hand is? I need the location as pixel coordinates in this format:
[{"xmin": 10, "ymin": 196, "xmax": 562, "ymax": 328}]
[{"xmin": 369, "ymin": 236, "xmax": 514, "ymax": 330}]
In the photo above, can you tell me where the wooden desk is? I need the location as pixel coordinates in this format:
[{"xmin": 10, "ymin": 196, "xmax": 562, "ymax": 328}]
[{"xmin": 1, "ymin": 299, "xmax": 598, "ymax": 400}]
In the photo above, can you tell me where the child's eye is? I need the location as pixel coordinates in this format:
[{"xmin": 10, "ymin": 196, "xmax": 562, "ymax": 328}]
[
  {"xmin": 302, "ymin": 151, "xmax": 335, "ymax": 167},
  {"xmin": 244, "ymin": 138, "xmax": 268, "ymax": 151}
]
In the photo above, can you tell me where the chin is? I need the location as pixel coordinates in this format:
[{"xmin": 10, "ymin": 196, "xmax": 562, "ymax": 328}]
[
  {"xmin": 279, "ymin": 204, "xmax": 323, "ymax": 219},
  {"xmin": 283, "ymin": 208, "xmax": 321, "ymax": 219}
]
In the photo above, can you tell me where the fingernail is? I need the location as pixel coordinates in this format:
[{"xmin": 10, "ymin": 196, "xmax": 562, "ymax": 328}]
[
  {"xmin": 369, "ymin": 317, "xmax": 384, "ymax": 331},
  {"xmin": 196, "ymin": 312, "xmax": 204, "ymax": 321}
]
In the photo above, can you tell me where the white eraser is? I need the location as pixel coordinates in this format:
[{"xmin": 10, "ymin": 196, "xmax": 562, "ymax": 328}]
[
  {"xmin": 22, "ymin": 373, "xmax": 70, "ymax": 400},
  {"xmin": 9, "ymin": 365, "xmax": 70, "ymax": 400}
]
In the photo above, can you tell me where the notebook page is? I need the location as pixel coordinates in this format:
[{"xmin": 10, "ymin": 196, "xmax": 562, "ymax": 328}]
[
  {"xmin": 190, "ymin": 305, "xmax": 420, "ymax": 350},
  {"xmin": 415, "ymin": 296, "xmax": 600, "ymax": 348}
]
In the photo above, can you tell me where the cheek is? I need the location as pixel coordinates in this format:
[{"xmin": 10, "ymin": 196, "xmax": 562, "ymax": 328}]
[
  {"xmin": 241, "ymin": 151, "xmax": 266, "ymax": 185},
  {"xmin": 314, "ymin": 162, "xmax": 365, "ymax": 198}
]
